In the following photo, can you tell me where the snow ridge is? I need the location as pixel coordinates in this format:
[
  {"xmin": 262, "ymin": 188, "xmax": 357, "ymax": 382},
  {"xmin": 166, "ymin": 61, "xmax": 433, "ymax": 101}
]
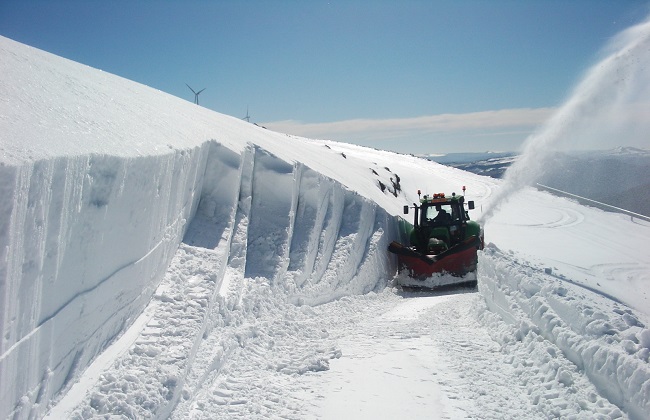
[{"xmin": 479, "ymin": 244, "xmax": 650, "ymax": 419}]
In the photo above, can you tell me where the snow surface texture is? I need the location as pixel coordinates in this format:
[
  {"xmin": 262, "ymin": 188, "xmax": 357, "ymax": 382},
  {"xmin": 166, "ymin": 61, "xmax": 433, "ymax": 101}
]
[
  {"xmin": 0, "ymin": 37, "xmax": 399, "ymax": 418},
  {"xmin": 1, "ymin": 36, "xmax": 650, "ymax": 419}
]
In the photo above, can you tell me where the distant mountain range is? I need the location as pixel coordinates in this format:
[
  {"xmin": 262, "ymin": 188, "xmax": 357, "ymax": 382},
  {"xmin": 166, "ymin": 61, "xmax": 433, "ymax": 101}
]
[{"xmin": 424, "ymin": 148, "xmax": 650, "ymax": 217}]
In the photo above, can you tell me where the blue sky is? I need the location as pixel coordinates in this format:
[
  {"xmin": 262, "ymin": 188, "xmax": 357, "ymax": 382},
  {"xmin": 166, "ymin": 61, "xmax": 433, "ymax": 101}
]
[{"xmin": 1, "ymin": 0, "xmax": 648, "ymax": 153}]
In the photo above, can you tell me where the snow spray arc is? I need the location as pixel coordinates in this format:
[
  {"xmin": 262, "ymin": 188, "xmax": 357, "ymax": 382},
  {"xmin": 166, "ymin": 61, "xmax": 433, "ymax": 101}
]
[{"xmin": 480, "ymin": 15, "xmax": 650, "ymax": 223}]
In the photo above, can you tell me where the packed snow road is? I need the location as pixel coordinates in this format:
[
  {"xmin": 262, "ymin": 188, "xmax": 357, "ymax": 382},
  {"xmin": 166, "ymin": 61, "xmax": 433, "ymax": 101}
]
[
  {"xmin": 291, "ymin": 288, "xmax": 542, "ymax": 419},
  {"xmin": 47, "ymin": 248, "xmax": 633, "ymax": 419}
]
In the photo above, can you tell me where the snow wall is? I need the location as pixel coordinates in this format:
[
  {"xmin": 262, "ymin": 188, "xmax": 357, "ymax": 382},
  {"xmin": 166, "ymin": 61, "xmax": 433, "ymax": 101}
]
[
  {"xmin": 0, "ymin": 142, "xmax": 395, "ymax": 418},
  {"xmin": 0, "ymin": 141, "xmax": 399, "ymax": 419},
  {"xmin": 0, "ymin": 147, "xmax": 203, "ymax": 417},
  {"xmin": 479, "ymin": 245, "xmax": 650, "ymax": 419},
  {"xmin": 0, "ymin": 36, "xmax": 400, "ymax": 417}
]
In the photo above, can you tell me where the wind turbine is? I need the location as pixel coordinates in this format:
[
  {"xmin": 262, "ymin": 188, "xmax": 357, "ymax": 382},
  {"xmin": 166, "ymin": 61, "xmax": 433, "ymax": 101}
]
[{"xmin": 186, "ymin": 84, "xmax": 206, "ymax": 105}]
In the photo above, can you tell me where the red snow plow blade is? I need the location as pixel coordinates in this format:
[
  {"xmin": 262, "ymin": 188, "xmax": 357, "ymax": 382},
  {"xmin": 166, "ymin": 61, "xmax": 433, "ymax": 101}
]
[{"xmin": 388, "ymin": 235, "xmax": 481, "ymax": 280}]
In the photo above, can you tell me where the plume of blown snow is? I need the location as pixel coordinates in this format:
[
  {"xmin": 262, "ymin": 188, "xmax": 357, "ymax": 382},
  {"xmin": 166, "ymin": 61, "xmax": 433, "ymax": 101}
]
[{"xmin": 481, "ymin": 15, "xmax": 650, "ymax": 222}]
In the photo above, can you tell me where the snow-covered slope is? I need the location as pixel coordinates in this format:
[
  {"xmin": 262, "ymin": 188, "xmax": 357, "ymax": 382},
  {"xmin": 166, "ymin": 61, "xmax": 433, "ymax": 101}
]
[
  {"xmin": 1, "ymin": 36, "xmax": 649, "ymax": 419},
  {"xmin": 0, "ymin": 36, "xmax": 408, "ymax": 418}
]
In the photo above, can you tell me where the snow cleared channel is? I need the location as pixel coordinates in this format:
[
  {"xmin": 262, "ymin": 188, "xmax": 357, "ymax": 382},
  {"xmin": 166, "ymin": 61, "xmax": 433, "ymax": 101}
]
[{"xmin": 1, "ymin": 36, "xmax": 649, "ymax": 419}]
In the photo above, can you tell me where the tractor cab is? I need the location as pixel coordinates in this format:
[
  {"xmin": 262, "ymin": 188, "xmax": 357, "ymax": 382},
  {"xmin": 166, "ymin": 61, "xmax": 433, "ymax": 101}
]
[{"xmin": 404, "ymin": 192, "xmax": 476, "ymax": 253}]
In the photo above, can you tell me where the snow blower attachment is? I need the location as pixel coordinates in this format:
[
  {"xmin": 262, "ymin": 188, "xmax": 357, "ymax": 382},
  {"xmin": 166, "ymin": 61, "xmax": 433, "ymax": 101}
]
[{"xmin": 388, "ymin": 188, "xmax": 484, "ymax": 288}]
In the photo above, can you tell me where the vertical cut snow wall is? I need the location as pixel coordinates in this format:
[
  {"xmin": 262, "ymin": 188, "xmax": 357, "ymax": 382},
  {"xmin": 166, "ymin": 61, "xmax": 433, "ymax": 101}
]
[
  {"xmin": 1, "ymin": 141, "xmax": 401, "ymax": 418},
  {"xmin": 0, "ymin": 146, "xmax": 209, "ymax": 418}
]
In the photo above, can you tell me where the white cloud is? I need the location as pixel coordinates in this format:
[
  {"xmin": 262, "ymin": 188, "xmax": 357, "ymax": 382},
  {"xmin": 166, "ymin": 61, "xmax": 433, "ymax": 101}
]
[{"xmin": 263, "ymin": 108, "xmax": 555, "ymax": 145}]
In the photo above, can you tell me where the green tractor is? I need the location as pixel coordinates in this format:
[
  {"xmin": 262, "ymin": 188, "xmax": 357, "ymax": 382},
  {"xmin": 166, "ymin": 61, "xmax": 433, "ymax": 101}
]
[{"xmin": 388, "ymin": 188, "xmax": 484, "ymax": 288}]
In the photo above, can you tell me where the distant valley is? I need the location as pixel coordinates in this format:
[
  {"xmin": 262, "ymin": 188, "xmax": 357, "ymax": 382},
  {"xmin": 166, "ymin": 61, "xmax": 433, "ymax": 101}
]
[{"xmin": 424, "ymin": 147, "xmax": 650, "ymax": 218}]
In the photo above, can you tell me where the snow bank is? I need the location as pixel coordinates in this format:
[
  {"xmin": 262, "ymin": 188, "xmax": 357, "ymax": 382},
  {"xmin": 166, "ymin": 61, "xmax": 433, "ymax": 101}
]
[
  {"xmin": 0, "ymin": 119, "xmax": 400, "ymax": 419},
  {"xmin": 479, "ymin": 244, "xmax": 650, "ymax": 419},
  {"xmin": 1, "ymin": 136, "xmax": 399, "ymax": 420},
  {"xmin": 0, "ymin": 36, "xmax": 400, "ymax": 418},
  {"xmin": 41, "ymin": 141, "xmax": 398, "ymax": 419},
  {"xmin": 0, "ymin": 146, "xmax": 212, "ymax": 417}
]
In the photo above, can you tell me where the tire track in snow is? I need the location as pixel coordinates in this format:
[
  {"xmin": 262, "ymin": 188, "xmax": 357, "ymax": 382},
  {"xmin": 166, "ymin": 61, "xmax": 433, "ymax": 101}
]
[
  {"xmin": 58, "ymin": 243, "xmax": 228, "ymax": 419},
  {"xmin": 179, "ymin": 288, "xmax": 342, "ymax": 419},
  {"xmin": 590, "ymin": 262, "xmax": 650, "ymax": 283},
  {"xmin": 479, "ymin": 245, "xmax": 649, "ymax": 418},
  {"xmin": 421, "ymin": 292, "xmax": 544, "ymax": 419},
  {"xmin": 288, "ymin": 289, "xmax": 543, "ymax": 419},
  {"xmin": 492, "ymin": 205, "xmax": 585, "ymax": 229},
  {"xmin": 172, "ymin": 146, "xmax": 258, "ymax": 416},
  {"xmin": 164, "ymin": 145, "xmax": 253, "ymax": 418}
]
